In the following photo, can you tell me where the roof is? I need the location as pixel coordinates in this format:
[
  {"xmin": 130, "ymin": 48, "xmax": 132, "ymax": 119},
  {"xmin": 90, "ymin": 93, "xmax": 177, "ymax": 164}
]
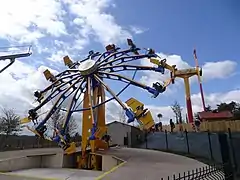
[
  {"xmin": 198, "ymin": 111, "xmax": 233, "ymax": 120},
  {"xmin": 107, "ymin": 121, "xmax": 140, "ymax": 130}
]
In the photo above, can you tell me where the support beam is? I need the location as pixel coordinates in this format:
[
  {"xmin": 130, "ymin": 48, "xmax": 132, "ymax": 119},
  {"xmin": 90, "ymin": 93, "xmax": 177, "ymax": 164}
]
[{"xmin": 184, "ymin": 77, "xmax": 194, "ymax": 123}]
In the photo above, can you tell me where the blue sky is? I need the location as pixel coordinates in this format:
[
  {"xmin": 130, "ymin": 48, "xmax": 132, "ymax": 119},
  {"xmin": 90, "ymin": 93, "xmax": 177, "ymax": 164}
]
[
  {"xmin": 106, "ymin": 0, "xmax": 240, "ymax": 107},
  {"xmin": 0, "ymin": 0, "xmax": 239, "ymax": 124}
]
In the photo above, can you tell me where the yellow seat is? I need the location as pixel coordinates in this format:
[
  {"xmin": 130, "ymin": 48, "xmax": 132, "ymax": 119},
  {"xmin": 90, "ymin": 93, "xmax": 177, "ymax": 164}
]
[
  {"xmin": 65, "ymin": 142, "xmax": 77, "ymax": 154},
  {"xmin": 20, "ymin": 117, "xmax": 31, "ymax": 124},
  {"xmin": 125, "ymin": 97, "xmax": 155, "ymax": 131}
]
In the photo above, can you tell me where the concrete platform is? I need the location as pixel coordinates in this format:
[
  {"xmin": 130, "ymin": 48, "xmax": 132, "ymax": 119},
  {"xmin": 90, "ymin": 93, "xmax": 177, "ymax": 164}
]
[
  {"xmin": 0, "ymin": 147, "xmax": 208, "ymax": 180},
  {"xmin": 96, "ymin": 148, "xmax": 207, "ymax": 180}
]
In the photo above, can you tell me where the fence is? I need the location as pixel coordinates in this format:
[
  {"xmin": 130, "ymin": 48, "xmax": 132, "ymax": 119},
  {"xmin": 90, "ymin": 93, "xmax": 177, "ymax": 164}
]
[
  {"xmin": 0, "ymin": 135, "xmax": 81, "ymax": 151},
  {"xmin": 161, "ymin": 164, "xmax": 227, "ymax": 180},
  {"xmin": 162, "ymin": 120, "xmax": 240, "ymax": 133}
]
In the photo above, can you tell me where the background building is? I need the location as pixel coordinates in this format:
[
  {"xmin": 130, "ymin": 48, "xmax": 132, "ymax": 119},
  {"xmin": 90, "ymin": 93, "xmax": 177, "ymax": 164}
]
[{"xmin": 107, "ymin": 121, "xmax": 144, "ymax": 148}]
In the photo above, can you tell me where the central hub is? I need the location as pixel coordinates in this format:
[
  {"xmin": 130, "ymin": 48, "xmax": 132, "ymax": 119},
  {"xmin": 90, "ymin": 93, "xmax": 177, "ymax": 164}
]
[{"xmin": 78, "ymin": 59, "xmax": 97, "ymax": 75}]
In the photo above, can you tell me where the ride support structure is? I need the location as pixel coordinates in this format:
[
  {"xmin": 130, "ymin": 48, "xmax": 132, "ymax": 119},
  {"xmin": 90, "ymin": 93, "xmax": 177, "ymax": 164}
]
[
  {"xmin": 21, "ymin": 39, "xmax": 173, "ymax": 170},
  {"xmin": 149, "ymin": 49, "xmax": 205, "ymax": 124}
]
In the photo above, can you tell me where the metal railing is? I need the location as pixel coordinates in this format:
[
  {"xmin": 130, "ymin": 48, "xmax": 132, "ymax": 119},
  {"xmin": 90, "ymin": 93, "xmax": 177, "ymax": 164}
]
[{"xmin": 161, "ymin": 164, "xmax": 231, "ymax": 180}]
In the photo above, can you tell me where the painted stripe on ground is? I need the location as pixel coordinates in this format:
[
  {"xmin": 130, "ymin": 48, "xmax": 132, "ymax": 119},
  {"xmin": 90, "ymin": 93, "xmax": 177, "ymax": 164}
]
[
  {"xmin": 95, "ymin": 161, "xmax": 127, "ymax": 180},
  {"xmin": 0, "ymin": 172, "xmax": 58, "ymax": 180}
]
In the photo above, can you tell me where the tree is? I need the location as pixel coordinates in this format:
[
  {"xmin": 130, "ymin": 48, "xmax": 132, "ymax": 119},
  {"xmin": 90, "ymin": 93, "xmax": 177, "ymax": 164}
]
[
  {"xmin": 118, "ymin": 109, "xmax": 126, "ymax": 124},
  {"xmin": 0, "ymin": 108, "xmax": 22, "ymax": 136},
  {"xmin": 216, "ymin": 101, "xmax": 240, "ymax": 120},
  {"xmin": 157, "ymin": 113, "xmax": 162, "ymax": 120},
  {"xmin": 171, "ymin": 101, "xmax": 183, "ymax": 124},
  {"xmin": 48, "ymin": 108, "xmax": 78, "ymax": 137},
  {"xmin": 205, "ymin": 105, "xmax": 212, "ymax": 112}
]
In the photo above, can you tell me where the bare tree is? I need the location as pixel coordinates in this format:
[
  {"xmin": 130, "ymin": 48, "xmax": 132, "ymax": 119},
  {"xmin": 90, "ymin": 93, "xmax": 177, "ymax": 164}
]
[
  {"xmin": 64, "ymin": 116, "xmax": 78, "ymax": 136},
  {"xmin": 48, "ymin": 108, "xmax": 78, "ymax": 137},
  {"xmin": 171, "ymin": 101, "xmax": 183, "ymax": 124},
  {"xmin": 118, "ymin": 109, "xmax": 126, "ymax": 124},
  {"xmin": 0, "ymin": 108, "xmax": 22, "ymax": 136}
]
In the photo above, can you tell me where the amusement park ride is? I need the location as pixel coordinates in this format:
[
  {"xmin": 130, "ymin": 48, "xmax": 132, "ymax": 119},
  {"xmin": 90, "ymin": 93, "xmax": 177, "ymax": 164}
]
[
  {"xmin": 0, "ymin": 39, "xmax": 205, "ymax": 170},
  {"xmin": 20, "ymin": 39, "xmax": 170, "ymax": 169},
  {"xmin": 150, "ymin": 49, "xmax": 206, "ymax": 123}
]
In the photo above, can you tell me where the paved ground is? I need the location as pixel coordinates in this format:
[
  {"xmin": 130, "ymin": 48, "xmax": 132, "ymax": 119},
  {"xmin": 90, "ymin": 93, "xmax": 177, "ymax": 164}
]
[
  {"xmin": 6, "ymin": 168, "xmax": 103, "ymax": 180},
  {"xmin": 97, "ymin": 148, "xmax": 207, "ymax": 180},
  {"xmin": 0, "ymin": 147, "xmax": 208, "ymax": 180}
]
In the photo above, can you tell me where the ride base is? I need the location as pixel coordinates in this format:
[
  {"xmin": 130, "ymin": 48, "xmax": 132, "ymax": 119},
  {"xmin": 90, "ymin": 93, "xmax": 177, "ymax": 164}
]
[{"xmin": 0, "ymin": 147, "xmax": 207, "ymax": 180}]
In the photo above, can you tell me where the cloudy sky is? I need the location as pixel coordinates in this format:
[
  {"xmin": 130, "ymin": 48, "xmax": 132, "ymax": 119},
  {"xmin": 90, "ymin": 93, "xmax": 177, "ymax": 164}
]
[{"xmin": 0, "ymin": 0, "xmax": 239, "ymax": 134}]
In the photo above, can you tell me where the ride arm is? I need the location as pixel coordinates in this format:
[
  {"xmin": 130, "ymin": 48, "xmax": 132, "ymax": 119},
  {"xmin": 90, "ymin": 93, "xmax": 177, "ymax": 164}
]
[
  {"xmin": 98, "ymin": 64, "xmax": 164, "ymax": 74},
  {"xmin": 150, "ymin": 57, "xmax": 177, "ymax": 84},
  {"xmin": 35, "ymin": 78, "xmax": 84, "ymax": 130},
  {"xmin": 32, "ymin": 75, "xmax": 81, "ymax": 109},
  {"xmin": 24, "ymin": 78, "xmax": 85, "ymax": 150},
  {"xmin": 24, "ymin": 77, "xmax": 83, "ymax": 128},
  {"xmin": 38, "ymin": 72, "xmax": 80, "ymax": 95},
  {"xmin": 99, "ymin": 54, "xmax": 155, "ymax": 68},
  {"xmin": 94, "ymin": 75, "xmax": 136, "ymax": 123},
  {"xmin": 97, "ymin": 39, "xmax": 141, "ymax": 66},
  {"xmin": 97, "ymin": 49, "xmax": 135, "ymax": 66},
  {"xmin": 98, "ymin": 71, "xmax": 166, "ymax": 98},
  {"xmin": 72, "ymin": 70, "xmax": 138, "ymax": 113},
  {"xmin": 95, "ymin": 49, "xmax": 118, "ymax": 63},
  {"xmin": 55, "ymin": 69, "xmax": 79, "ymax": 78},
  {"xmin": 61, "ymin": 78, "xmax": 86, "ymax": 135}
]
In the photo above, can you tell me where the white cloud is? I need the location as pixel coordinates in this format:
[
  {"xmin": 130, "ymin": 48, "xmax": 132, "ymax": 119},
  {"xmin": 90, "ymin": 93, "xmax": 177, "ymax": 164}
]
[
  {"xmin": 66, "ymin": 0, "xmax": 132, "ymax": 45},
  {"xmin": 191, "ymin": 90, "xmax": 240, "ymax": 112},
  {"xmin": 0, "ymin": 60, "xmax": 53, "ymax": 115},
  {"xmin": 201, "ymin": 60, "xmax": 237, "ymax": 81},
  {"xmin": 0, "ymin": 0, "xmax": 137, "ymax": 65},
  {"xmin": 0, "ymin": 0, "xmax": 67, "ymax": 43},
  {"xmin": 140, "ymin": 53, "xmax": 237, "ymax": 94},
  {"xmin": 47, "ymin": 50, "xmax": 70, "ymax": 63},
  {"xmin": 130, "ymin": 26, "xmax": 148, "ymax": 34}
]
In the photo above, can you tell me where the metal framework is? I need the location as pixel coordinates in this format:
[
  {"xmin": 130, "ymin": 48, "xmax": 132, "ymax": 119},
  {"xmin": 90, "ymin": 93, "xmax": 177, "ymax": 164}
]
[
  {"xmin": 0, "ymin": 45, "xmax": 32, "ymax": 73},
  {"xmin": 149, "ymin": 49, "xmax": 205, "ymax": 123},
  {"xmin": 21, "ymin": 39, "xmax": 172, "ymax": 169}
]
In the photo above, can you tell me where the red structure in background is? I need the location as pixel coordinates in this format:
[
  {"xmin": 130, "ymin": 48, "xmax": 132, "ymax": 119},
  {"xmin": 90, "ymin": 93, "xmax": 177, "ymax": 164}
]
[{"xmin": 198, "ymin": 111, "xmax": 233, "ymax": 121}]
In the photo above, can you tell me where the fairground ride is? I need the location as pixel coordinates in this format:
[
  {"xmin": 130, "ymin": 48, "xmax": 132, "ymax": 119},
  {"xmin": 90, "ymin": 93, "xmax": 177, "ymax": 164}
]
[
  {"xmin": 149, "ymin": 49, "xmax": 206, "ymax": 123},
  {"xmin": 0, "ymin": 45, "xmax": 32, "ymax": 73},
  {"xmin": 20, "ymin": 39, "xmax": 173, "ymax": 170}
]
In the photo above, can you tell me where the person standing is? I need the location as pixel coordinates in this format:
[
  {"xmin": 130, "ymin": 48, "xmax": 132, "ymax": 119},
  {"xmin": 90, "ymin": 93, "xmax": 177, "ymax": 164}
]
[
  {"xmin": 159, "ymin": 121, "xmax": 163, "ymax": 132},
  {"xmin": 170, "ymin": 119, "xmax": 175, "ymax": 133}
]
